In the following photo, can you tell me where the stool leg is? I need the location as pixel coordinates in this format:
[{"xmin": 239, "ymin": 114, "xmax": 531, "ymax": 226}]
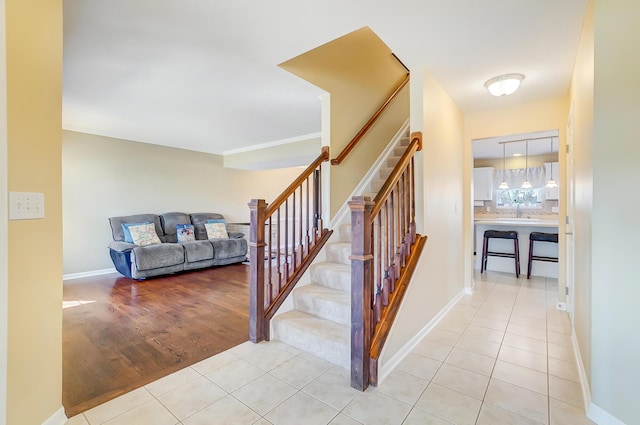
[
  {"xmin": 481, "ymin": 236, "xmax": 488, "ymax": 273},
  {"xmin": 514, "ymin": 238, "xmax": 520, "ymax": 278},
  {"xmin": 527, "ymin": 238, "xmax": 534, "ymax": 279}
]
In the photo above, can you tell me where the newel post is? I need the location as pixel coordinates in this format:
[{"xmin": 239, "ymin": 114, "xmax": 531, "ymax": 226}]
[
  {"xmin": 349, "ymin": 195, "xmax": 374, "ymax": 391},
  {"xmin": 249, "ymin": 199, "xmax": 267, "ymax": 343}
]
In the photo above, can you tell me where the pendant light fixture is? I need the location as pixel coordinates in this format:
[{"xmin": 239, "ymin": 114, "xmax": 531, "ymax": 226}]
[
  {"xmin": 546, "ymin": 137, "xmax": 558, "ymax": 188},
  {"xmin": 498, "ymin": 143, "xmax": 509, "ymax": 190},
  {"xmin": 521, "ymin": 140, "xmax": 532, "ymax": 189}
]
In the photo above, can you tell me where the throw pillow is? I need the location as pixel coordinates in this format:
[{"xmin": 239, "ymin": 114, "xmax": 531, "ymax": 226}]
[
  {"xmin": 128, "ymin": 223, "xmax": 162, "ymax": 246},
  {"xmin": 206, "ymin": 218, "xmax": 226, "ymax": 225},
  {"xmin": 205, "ymin": 222, "xmax": 229, "ymax": 239},
  {"xmin": 176, "ymin": 223, "xmax": 195, "ymax": 242},
  {"xmin": 122, "ymin": 222, "xmax": 151, "ymax": 243}
]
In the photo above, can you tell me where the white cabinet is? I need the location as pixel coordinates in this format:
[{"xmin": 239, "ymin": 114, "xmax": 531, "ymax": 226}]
[
  {"xmin": 544, "ymin": 162, "xmax": 559, "ymax": 200},
  {"xmin": 473, "ymin": 167, "xmax": 494, "ymax": 201}
]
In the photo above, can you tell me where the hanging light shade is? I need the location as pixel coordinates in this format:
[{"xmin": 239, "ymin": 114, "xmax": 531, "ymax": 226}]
[
  {"xmin": 546, "ymin": 137, "xmax": 558, "ymax": 188},
  {"xmin": 521, "ymin": 140, "xmax": 532, "ymax": 189},
  {"xmin": 484, "ymin": 73, "xmax": 525, "ymax": 97},
  {"xmin": 498, "ymin": 143, "xmax": 509, "ymax": 190}
]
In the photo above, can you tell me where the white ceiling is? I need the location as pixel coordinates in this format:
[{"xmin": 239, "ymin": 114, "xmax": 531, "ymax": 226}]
[{"xmin": 62, "ymin": 0, "xmax": 588, "ymax": 155}]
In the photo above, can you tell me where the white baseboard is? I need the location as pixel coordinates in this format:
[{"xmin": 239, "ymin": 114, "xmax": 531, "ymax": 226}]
[
  {"xmin": 588, "ymin": 402, "xmax": 627, "ymax": 425},
  {"xmin": 41, "ymin": 407, "xmax": 66, "ymax": 425},
  {"xmin": 572, "ymin": 329, "xmax": 594, "ymax": 420},
  {"xmin": 377, "ymin": 289, "xmax": 466, "ymax": 384},
  {"xmin": 63, "ymin": 268, "xmax": 117, "ymax": 281}
]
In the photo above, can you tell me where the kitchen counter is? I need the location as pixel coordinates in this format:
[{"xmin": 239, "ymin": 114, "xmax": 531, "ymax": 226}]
[
  {"xmin": 474, "ymin": 218, "xmax": 559, "ymax": 278},
  {"xmin": 474, "ymin": 218, "xmax": 559, "ymax": 227}
]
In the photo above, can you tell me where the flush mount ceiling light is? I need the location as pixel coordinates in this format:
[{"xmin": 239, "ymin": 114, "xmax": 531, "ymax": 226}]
[{"xmin": 484, "ymin": 73, "xmax": 525, "ymax": 97}]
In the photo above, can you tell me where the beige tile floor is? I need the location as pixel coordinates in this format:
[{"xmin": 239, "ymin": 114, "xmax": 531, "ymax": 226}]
[{"xmin": 68, "ymin": 271, "xmax": 596, "ymax": 425}]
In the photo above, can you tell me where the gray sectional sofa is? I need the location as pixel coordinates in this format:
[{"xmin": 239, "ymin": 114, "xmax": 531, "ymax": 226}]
[{"xmin": 108, "ymin": 212, "xmax": 248, "ymax": 279}]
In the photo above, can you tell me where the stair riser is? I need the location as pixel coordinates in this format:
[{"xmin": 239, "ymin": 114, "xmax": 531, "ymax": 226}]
[
  {"xmin": 338, "ymin": 223, "xmax": 352, "ymax": 242},
  {"xmin": 325, "ymin": 243, "xmax": 351, "ymax": 265},
  {"xmin": 293, "ymin": 291, "xmax": 350, "ymax": 326},
  {"xmin": 310, "ymin": 264, "xmax": 351, "ymax": 292},
  {"xmin": 273, "ymin": 317, "xmax": 349, "ymax": 369}
]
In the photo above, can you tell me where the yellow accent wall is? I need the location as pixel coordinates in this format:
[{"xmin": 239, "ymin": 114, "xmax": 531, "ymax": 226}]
[
  {"xmin": 280, "ymin": 27, "xmax": 409, "ymax": 217},
  {"xmin": 5, "ymin": 0, "xmax": 64, "ymax": 423},
  {"xmin": 380, "ymin": 68, "xmax": 465, "ymax": 366}
]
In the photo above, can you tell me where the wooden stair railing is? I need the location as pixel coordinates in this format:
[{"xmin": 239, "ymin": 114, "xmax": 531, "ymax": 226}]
[
  {"xmin": 331, "ymin": 73, "xmax": 410, "ymax": 165},
  {"xmin": 249, "ymin": 147, "xmax": 333, "ymax": 343},
  {"xmin": 349, "ymin": 132, "xmax": 427, "ymax": 390}
]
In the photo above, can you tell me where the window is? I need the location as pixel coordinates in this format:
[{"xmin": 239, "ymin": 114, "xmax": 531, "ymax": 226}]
[{"xmin": 496, "ymin": 188, "xmax": 542, "ymax": 209}]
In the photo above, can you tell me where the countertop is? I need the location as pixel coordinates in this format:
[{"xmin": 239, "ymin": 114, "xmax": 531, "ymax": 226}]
[{"xmin": 474, "ymin": 218, "xmax": 559, "ymax": 228}]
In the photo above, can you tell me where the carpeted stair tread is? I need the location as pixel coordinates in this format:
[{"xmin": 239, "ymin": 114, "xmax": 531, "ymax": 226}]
[
  {"xmin": 292, "ymin": 284, "xmax": 350, "ymax": 325},
  {"xmin": 310, "ymin": 262, "xmax": 351, "ymax": 292}
]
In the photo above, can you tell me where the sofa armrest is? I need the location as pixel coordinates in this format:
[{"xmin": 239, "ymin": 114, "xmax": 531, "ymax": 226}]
[
  {"xmin": 109, "ymin": 241, "xmax": 136, "ymax": 252},
  {"xmin": 228, "ymin": 232, "xmax": 244, "ymax": 239}
]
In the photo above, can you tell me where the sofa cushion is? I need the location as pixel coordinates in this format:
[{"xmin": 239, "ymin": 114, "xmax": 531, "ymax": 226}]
[
  {"xmin": 160, "ymin": 212, "xmax": 191, "ymax": 243},
  {"xmin": 109, "ymin": 214, "xmax": 163, "ymax": 242},
  {"xmin": 190, "ymin": 213, "xmax": 225, "ymax": 240},
  {"xmin": 182, "ymin": 240, "xmax": 214, "ymax": 263},
  {"xmin": 211, "ymin": 238, "xmax": 248, "ymax": 260},
  {"xmin": 132, "ymin": 243, "xmax": 184, "ymax": 271},
  {"xmin": 129, "ymin": 223, "xmax": 162, "ymax": 246}
]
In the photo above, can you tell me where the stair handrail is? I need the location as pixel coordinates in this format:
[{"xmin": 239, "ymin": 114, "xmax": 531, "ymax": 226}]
[
  {"xmin": 249, "ymin": 147, "xmax": 333, "ymax": 343},
  {"xmin": 331, "ymin": 74, "xmax": 410, "ymax": 165},
  {"xmin": 349, "ymin": 131, "xmax": 427, "ymax": 390}
]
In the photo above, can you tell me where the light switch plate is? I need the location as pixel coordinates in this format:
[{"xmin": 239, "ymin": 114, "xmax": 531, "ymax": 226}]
[{"xmin": 9, "ymin": 192, "xmax": 45, "ymax": 220}]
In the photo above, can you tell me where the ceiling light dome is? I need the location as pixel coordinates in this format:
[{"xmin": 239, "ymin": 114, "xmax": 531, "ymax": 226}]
[{"xmin": 484, "ymin": 73, "xmax": 525, "ymax": 97}]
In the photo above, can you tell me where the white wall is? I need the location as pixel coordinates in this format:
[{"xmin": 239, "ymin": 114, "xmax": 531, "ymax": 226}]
[
  {"xmin": 589, "ymin": 1, "xmax": 640, "ymax": 423},
  {"xmin": 380, "ymin": 68, "xmax": 465, "ymax": 367},
  {"xmin": 62, "ymin": 130, "xmax": 302, "ymax": 274}
]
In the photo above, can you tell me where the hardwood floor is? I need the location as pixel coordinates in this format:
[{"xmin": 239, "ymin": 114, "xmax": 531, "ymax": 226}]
[{"xmin": 62, "ymin": 264, "xmax": 250, "ymax": 417}]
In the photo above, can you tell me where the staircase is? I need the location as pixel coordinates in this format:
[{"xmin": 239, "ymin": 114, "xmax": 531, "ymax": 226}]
[
  {"xmin": 272, "ymin": 223, "xmax": 352, "ymax": 368},
  {"xmin": 271, "ymin": 132, "xmax": 410, "ymax": 368}
]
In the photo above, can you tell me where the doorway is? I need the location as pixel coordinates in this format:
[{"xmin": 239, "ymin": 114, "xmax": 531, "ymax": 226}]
[{"xmin": 471, "ymin": 130, "xmax": 562, "ymax": 287}]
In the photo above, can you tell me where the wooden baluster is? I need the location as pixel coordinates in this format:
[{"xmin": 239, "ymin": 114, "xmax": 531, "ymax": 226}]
[
  {"xmin": 389, "ymin": 187, "xmax": 396, "ymax": 293},
  {"xmin": 349, "ymin": 196, "xmax": 373, "ymax": 391},
  {"xmin": 405, "ymin": 165, "xmax": 412, "ymax": 254},
  {"xmin": 410, "ymin": 157, "xmax": 416, "ymax": 244},
  {"xmin": 299, "ymin": 185, "xmax": 303, "ymax": 262},
  {"xmin": 267, "ymin": 216, "xmax": 273, "ymax": 305},
  {"xmin": 384, "ymin": 199, "xmax": 392, "ymax": 296},
  {"xmin": 305, "ymin": 177, "xmax": 311, "ymax": 255},
  {"xmin": 394, "ymin": 184, "xmax": 401, "ymax": 280},
  {"xmin": 291, "ymin": 192, "xmax": 296, "ymax": 272},
  {"xmin": 399, "ymin": 172, "xmax": 407, "ymax": 267},
  {"xmin": 284, "ymin": 199, "xmax": 289, "ymax": 281},
  {"xmin": 276, "ymin": 208, "xmax": 281, "ymax": 292},
  {"xmin": 374, "ymin": 217, "xmax": 381, "ymax": 324},
  {"xmin": 249, "ymin": 199, "xmax": 267, "ymax": 342}
]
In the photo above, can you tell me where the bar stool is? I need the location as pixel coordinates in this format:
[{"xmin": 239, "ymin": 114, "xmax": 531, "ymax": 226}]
[
  {"xmin": 481, "ymin": 230, "xmax": 520, "ymax": 277},
  {"xmin": 527, "ymin": 232, "xmax": 559, "ymax": 279}
]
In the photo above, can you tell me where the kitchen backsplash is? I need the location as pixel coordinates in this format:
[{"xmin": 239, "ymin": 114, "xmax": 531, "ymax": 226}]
[{"xmin": 474, "ymin": 198, "xmax": 559, "ymax": 219}]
